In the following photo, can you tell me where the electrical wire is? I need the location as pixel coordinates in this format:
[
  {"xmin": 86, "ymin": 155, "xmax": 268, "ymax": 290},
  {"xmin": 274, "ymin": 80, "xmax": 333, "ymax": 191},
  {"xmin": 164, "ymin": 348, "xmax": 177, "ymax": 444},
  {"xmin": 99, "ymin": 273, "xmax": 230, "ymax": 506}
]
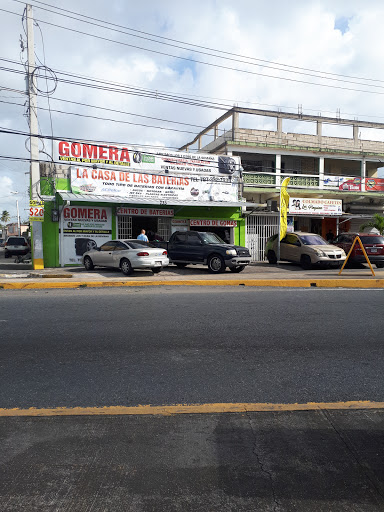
[
  {"xmin": 9, "ymin": 0, "xmax": 384, "ymax": 87},
  {"xmin": 2, "ymin": 6, "xmax": 384, "ymax": 95}
]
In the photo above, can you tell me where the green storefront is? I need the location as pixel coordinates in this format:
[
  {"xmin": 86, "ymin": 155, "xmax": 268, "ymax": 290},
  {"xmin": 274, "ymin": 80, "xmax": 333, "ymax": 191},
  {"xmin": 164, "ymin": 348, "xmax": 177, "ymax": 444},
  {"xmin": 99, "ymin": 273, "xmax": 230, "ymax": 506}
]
[{"xmin": 40, "ymin": 175, "xmax": 247, "ymax": 268}]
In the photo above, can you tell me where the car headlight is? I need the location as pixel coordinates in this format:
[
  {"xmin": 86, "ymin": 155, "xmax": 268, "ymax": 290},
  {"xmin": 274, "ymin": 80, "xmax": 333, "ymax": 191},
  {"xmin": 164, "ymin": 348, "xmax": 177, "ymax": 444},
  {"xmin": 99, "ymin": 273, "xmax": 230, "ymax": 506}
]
[
  {"xmin": 313, "ymin": 249, "xmax": 326, "ymax": 257},
  {"xmin": 226, "ymin": 249, "xmax": 237, "ymax": 256}
]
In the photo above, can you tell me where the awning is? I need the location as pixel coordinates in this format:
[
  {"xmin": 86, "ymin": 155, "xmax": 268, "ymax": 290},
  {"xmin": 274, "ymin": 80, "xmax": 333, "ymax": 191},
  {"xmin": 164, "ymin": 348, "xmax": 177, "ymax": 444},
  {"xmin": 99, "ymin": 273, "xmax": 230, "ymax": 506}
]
[{"xmin": 57, "ymin": 191, "xmax": 258, "ymax": 208}]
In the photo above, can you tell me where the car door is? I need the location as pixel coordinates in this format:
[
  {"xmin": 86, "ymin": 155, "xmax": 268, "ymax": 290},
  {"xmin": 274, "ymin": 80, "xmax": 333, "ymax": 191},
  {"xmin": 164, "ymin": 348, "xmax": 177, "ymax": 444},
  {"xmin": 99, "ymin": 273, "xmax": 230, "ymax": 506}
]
[
  {"xmin": 111, "ymin": 241, "xmax": 130, "ymax": 267},
  {"xmin": 93, "ymin": 241, "xmax": 118, "ymax": 267},
  {"xmin": 186, "ymin": 232, "xmax": 204, "ymax": 262},
  {"xmin": 280, "ymin": 234, "xmax": 301, "ymax": 262},
  {"xmin": 170, "ymin": 232, "xmax": 188, "ymax": 260}
]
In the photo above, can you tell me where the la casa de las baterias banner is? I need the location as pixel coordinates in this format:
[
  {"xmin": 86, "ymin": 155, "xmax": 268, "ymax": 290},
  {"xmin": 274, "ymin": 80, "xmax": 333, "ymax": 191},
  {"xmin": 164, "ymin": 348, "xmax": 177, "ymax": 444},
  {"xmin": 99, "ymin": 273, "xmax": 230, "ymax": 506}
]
[{"xmin": 54, "ymin": 140, "xmax": 243, "ymax": 205}]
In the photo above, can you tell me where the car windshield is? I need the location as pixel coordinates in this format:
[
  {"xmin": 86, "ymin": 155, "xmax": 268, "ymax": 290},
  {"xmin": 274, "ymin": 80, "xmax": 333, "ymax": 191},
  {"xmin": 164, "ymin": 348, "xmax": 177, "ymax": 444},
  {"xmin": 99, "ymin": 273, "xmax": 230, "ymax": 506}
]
[
  {"xmin": 299, "ymin": 235, "xmax": 327, "ymax": 246},
  {"xmin": 200, "ymin": 232, "xmax": 225, "ymax": 244},
  {"xmin": 123, "ymin": 240, "xmax": 156, "ymax": 249},
  {"xmin": 360, "ymin": 236, "xmax": 384, "ymax": 244}
]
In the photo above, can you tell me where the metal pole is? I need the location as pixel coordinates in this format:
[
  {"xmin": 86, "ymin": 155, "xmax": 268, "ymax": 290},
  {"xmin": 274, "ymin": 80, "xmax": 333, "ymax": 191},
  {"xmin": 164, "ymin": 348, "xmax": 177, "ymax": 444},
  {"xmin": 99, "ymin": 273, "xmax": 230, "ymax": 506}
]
[
  {"xmin": 26, "ymin": 4, "xmax": 44, "ymax": 269},
  {"xmin": 16, "ymin": 200, "xmax": 20, "ymax": 235},
  {"xmin": 277, "ymin": 187, "xmax": 281, "ymax": 264}
]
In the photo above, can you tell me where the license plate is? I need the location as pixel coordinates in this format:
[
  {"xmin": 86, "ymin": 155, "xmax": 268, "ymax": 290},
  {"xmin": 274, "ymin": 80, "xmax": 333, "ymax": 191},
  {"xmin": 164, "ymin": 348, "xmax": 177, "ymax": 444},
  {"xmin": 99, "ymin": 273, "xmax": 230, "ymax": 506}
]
[
  {"xmin": 370, "ymin": 248, "xmax": 377, "ymax": 253},
  {"xmin": 154, "ymin": 261, "xmax": 162, "ymax": 266}
]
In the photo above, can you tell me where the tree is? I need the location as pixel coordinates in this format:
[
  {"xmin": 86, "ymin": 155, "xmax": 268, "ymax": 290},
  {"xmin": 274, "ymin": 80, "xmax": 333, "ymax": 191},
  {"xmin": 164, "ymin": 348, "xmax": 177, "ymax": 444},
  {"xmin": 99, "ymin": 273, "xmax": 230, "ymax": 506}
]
[
  {"xmin": 360, "ymin": 214, "xmax": 384, "ymax": 235},
  {"xmin": 1, "ymin": 210, "xmax": 10, "ymax": 224}
]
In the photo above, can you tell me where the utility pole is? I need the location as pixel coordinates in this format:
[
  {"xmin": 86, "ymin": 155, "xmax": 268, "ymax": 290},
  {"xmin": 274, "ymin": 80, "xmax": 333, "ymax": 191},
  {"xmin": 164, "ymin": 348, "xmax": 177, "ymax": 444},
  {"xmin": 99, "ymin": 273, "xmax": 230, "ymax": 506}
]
[
  {"xmin": 26, "ymin": 4, "xmax": 44, "ymax": 268},
  {"xmin": 16, "ymin": 200, "xmax": 20, "ymax": 235}
]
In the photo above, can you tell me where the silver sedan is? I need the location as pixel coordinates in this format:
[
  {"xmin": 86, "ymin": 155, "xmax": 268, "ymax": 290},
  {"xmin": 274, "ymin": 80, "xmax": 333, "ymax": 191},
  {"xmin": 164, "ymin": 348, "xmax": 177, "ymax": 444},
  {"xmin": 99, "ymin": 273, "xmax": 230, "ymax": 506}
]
[{"xmin": 82, "ymin": 239, "xmax": 169, "ymax": 275}]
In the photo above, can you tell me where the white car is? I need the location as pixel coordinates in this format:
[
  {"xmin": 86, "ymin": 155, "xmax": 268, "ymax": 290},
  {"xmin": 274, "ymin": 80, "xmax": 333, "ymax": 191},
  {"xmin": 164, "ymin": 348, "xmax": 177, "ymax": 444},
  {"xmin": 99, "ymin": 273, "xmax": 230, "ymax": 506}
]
[{"xmin": 82, "ymin": 239, "xmax": 169, "ymax": 275}]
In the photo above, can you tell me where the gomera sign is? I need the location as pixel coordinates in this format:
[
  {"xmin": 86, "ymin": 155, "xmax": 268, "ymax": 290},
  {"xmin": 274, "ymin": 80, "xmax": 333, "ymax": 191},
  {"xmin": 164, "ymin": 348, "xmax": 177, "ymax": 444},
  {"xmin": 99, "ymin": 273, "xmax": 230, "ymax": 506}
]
[
  {"xmin": 54, "ymin": 140, "xmax": 242, "ymax": 177},
  {"xmin": 289, "ymin": 198, "xmax": 342, "ymax": 216}
]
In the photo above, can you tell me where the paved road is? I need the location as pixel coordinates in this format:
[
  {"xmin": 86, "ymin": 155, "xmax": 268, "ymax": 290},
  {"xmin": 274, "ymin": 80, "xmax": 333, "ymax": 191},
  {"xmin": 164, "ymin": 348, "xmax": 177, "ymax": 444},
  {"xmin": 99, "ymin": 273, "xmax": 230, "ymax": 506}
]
[
  {"xmin": 0, "ymin": 287, "xmax": 383, "ymax": 408},
  {"xmin": 1, "ymin": 287, "xmax": 384, "ymax": 511}
]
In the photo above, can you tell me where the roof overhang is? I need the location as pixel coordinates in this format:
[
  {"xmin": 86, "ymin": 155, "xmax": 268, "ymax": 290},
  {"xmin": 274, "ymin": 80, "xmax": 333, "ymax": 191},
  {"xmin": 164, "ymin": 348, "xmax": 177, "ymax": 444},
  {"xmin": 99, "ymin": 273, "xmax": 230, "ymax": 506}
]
[{"xmin": 57, "ymin": 192, "xmax": 258, "ymax": 208}]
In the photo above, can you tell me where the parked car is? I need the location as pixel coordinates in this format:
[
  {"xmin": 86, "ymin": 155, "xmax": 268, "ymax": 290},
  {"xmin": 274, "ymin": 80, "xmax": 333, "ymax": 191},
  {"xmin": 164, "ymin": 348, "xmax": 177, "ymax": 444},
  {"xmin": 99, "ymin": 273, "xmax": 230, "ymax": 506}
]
[
  {"xmin": 82, "ymin": 239, "xmax": 169, "ymax": 275},
  {"xmin": 332, "ymin": 232, "xmax": 384, "ymax": 268},
  {"xmin": 3, "ymin": 236, "xmax": 30, "ymax": 258},
  {"xmin": 0, "ymin": 238, "xmax": 5, "ymax": 247},
  {"xmin": 265, "ymin": 232, "xmax": 346, "ymax": 269},
  {"xmin": 152, "ymin": 230, "xmax": 252, "ymax": 273}
]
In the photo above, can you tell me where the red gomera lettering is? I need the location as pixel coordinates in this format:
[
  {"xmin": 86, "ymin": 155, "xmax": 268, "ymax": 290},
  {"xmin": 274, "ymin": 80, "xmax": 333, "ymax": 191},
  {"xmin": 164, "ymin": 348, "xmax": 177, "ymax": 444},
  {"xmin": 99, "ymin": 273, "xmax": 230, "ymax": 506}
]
[{"xmin": 59, "ymin": 141, "xmax": 69, "ymax": 156}]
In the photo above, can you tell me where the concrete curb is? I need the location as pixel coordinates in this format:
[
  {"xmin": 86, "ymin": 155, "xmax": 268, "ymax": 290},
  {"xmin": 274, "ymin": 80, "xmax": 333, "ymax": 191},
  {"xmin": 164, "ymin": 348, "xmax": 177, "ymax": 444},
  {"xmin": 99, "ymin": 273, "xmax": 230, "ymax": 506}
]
[{"xmin": 1, "ymin": 278, "xmax": 384, "ymax": 290}]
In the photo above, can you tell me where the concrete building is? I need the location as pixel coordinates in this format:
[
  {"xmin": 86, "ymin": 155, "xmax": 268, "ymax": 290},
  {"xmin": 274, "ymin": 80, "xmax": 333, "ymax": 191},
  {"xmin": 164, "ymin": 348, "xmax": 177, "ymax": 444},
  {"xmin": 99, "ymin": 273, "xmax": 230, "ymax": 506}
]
[{"xmin": 180, "ymin": 107, "xmax": 384, "ymax": 261}]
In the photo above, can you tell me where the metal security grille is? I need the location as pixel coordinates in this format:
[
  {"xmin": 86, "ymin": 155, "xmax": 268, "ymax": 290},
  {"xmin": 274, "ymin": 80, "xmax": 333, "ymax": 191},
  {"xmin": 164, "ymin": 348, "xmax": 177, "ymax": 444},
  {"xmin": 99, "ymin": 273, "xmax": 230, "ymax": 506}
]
[
  {"xmin": 246, "ymin": 215, "xmax": 279, "ymax": 262},
  {"xmin": 158, "ymin": 218, "xmax": 171, "ymax": 241},
  {"xmin": 117, "ymin": 216, "xmax": 132, "ymax": 239}
]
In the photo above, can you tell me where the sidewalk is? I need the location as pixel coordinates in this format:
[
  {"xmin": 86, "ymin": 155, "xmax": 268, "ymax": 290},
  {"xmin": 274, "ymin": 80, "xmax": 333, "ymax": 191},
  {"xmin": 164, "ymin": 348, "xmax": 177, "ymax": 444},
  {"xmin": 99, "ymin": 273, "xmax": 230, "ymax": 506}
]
[{"xmin": 1, "ymin": 252, "xmax": 383, "ymax": 289}]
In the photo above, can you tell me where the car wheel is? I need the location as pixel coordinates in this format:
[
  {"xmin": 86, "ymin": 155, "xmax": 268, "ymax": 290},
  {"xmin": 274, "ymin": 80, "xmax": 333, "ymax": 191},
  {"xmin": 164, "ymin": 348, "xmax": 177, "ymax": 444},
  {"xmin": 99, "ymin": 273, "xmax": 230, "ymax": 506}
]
[
  {"xmin": 376, "ymin": 262, "xmax": 384, "ymax": 269},
  {"xmin": 208, "ymin": 254, "xmax": 225, "ymax": 273},
  {"xmin": 301, "ymin": 255, "xmax": 312, "ymax": 270},
  {"xmin": 83, "ymin": 256, "xmax": 94, "ymax": 271},
  {"xmin": 267, "ymin": 250, "xmax": 277, "ymax": 264},
  {"xmin": 176, "ymin": 263, "xmax": 187, "ymax": 268},
  {"xmin": 152, "ymin": 267, "xmax": 162, "ymax": 274},
  {"xmin": 120, "ymin": 258, "xmax": 133, "ymax": 276},
  {"xmin": 230, "ymin": 265, "xmax": 246, "ymax": 273}
]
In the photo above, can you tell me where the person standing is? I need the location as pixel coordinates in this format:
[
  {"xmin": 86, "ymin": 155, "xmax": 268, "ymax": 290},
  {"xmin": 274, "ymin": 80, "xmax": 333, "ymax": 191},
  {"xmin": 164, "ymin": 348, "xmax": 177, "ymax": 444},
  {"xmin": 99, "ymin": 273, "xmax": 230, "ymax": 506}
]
[{"xmin": 137, "ymin": 229, "xmax": 149, "ymax": 242}]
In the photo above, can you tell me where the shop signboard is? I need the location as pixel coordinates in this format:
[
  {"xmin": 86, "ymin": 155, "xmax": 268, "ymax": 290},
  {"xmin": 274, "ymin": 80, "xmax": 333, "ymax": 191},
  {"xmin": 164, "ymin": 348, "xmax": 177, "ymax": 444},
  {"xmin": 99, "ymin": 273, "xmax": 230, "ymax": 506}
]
[
  {"xmin": 289, "ymin": 198, "xmax": 342, "ymax": 215},
  {"xmin": 323, "ymin": 176, "xmax": 356, "ymax": 188},
  {"xmin": 190, "ymin": 219, "xmax": 238, "ymax": 227},
  {"xmin": 29, "ymin": 200, "xmax": 44, "ymax": 222},
  {"xmin": 54, "ymin": 140, "xmax": 241, "ymax": 177},
  {"xmin": 116, "ymin": 207, "xmax": 174, "ymax": 217},
  {"xmin": 60, "ymin": 206, "xmax": 112, "ymax": 265},
  {"xmin": 337, "ymin": 177, "xmax": 384, "ymax": 192},
  {"xmin": 70, "ymin": 167, "xmax": 239, "ymax": 204}
]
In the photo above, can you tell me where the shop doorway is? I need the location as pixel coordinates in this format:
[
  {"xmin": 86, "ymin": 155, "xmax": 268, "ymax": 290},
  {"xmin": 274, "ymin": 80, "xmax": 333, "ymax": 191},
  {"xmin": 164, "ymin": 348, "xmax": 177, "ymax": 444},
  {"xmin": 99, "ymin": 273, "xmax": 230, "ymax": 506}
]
[{"xmin": 117, "ymin": 216, "xmax": 171, "ymax": 241}]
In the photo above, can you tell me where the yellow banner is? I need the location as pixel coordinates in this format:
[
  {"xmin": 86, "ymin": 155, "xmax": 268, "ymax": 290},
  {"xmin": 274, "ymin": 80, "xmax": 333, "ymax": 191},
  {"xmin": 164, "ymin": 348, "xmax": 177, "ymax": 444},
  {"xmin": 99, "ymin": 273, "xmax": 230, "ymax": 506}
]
[{"xmin": 280, "ymin": 177, "xmax": 290, "ymax": 240}]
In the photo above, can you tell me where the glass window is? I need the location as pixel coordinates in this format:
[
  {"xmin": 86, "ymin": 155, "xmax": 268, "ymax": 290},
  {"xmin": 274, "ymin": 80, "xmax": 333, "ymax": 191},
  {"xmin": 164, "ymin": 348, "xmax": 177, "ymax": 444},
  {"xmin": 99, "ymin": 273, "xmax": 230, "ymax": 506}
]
[
  {"xmin": 187, "ymin": 233, "xmax": 202, "ymax": 245},
  {"xmin": 299, "ymin": 235, "xmax": 327, "ymax": 246},
  {"xmin": 360, "ymin": 236, "xmax": 384, "ymax": 244},
  {"xmin": 199, "ymin": 232, "xmax": 225, "ymax": 244},
  {"xmin": 174, "ymin": 233, "xmax": 187, "ymax": 243},
  {"xmin": 283, "ymin": 234, "xmax": 299, "ymax": 245},
  {"xmin": 100, "ymin": 241, "xmax": 117, "ymax": 251},
  {"xmin": 124, "ymin": 241, "xmax": 156, "ymax": 249},
  {"xmin": 115, "ymin": 242, "xmax": 129, "ymax": 251}
]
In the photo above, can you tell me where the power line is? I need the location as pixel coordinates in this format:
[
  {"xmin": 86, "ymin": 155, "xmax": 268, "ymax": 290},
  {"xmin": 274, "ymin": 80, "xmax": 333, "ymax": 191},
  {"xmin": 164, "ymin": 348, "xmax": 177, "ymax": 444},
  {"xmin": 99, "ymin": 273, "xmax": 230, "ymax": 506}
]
[
  {"xmin": 9, "ymin": 0, "xmax": 384, "ymax": 87},
  {"xmin": 2, "ymin": 6, "xmax": 384, "ymax": 95}
]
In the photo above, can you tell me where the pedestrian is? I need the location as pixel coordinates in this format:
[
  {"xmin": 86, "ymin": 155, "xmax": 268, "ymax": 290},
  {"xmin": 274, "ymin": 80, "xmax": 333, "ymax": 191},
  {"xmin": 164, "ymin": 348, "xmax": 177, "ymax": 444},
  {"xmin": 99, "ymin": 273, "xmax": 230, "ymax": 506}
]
[
  {"xmin": 137, "ymin": 229, "xmax": 149, "ymax": 242},
  {"xmin": 326, "ymin": 229, "xmax": 335, "ymax": 242}
]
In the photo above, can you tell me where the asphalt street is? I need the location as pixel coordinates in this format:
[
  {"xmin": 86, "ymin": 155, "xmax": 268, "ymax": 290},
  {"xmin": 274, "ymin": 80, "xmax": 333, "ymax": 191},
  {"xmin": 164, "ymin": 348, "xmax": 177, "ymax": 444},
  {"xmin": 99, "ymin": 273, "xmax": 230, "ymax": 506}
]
[
  {"xmin": 1, "ymin": 287, "xmax": 384, "ymax": 511},
  {"xmin": 0, "ymin": 287, "xmax": 383, "ymax": 408}
]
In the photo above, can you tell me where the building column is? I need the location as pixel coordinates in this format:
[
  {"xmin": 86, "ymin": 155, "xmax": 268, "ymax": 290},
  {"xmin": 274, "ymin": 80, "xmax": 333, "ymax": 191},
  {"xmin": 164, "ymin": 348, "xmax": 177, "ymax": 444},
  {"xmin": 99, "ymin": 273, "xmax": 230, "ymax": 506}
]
[
  {"xmin": 353, "ymin": 124, "xmax": 359, "ymax": 145},
  {"xmin": 277, "ymin": 116, "xmax": 282, "ymax": 143},
  {"xmin": 361, "ymin": 159, "xmax": 366, "ymax": 192},
  {"xmin": 317, "ymin": 121, "xmax": 322, "ymax": 147},
  {"xmin": 232, "ymin": 111, "xmax": 239, "ymax": 142},
  {"xmin": 276, "ymin": 154, "xmax": 281, "ymax": 187},
  {"xmin": 319, "ymin": 156, "xmax": 324, "ymax": 189}
]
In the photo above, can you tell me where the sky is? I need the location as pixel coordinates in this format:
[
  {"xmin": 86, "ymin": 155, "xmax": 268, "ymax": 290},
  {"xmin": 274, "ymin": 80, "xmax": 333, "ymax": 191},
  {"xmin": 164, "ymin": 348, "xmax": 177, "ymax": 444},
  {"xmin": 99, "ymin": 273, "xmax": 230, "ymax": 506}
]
[{"xmin": 1, "ymin": 0, "xmax": 384, "ymax": 222}]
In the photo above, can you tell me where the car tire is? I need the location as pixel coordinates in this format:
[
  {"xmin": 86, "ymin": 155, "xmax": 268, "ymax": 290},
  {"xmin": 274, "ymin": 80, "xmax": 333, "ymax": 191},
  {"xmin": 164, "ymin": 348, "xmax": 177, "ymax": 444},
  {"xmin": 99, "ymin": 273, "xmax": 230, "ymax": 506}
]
[
  {"xmin": 301, "ymin": 255, "xmax": 312, "ymax": 270},
  {"xmin": 152, "ymin": 267, "xmax": 162, "ymax": 273},
  {"xmin": 376, "ymin": 262, "xmax": 384, "ymax": 269},
  {"xmin": 83, "ymin": 256, "xmax": 94, "ymax": 271},
  {"xmin": 208, "ymin": 254, "xmax": 225, "ymax": 273},
  {"xmin": 267, "ymin": 250, "xmax": 277, "ymax": 264},
  {"xmin": 229, "ymin": 265, "xmax": 246, "ymax": 273},
  {"xmin": 120, "ymin": 258, "xmax": 133, "ymax": 276},
  {"xmin": 176, "ymin": 263, "xmax": 187, "ymax": 268}
]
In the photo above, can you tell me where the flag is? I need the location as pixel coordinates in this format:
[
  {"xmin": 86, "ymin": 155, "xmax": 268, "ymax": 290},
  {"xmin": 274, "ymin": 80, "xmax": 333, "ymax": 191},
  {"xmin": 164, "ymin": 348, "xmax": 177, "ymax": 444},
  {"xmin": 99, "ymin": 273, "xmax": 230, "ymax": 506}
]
[{"xmin": 280, "ymin": 177, "xmax": 290, "ymax": 241}]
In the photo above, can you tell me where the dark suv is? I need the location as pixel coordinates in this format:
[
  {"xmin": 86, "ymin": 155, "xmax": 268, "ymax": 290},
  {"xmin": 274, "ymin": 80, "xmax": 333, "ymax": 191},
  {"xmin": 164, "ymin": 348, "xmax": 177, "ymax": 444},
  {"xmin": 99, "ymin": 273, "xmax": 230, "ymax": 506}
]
[
  {"xmin": 332, "ymin": 233, "xmax": 384, "ymax": 268},
  {"xmin": 4, "ymin": 236, "xmax": 30, "ymax": 258}
]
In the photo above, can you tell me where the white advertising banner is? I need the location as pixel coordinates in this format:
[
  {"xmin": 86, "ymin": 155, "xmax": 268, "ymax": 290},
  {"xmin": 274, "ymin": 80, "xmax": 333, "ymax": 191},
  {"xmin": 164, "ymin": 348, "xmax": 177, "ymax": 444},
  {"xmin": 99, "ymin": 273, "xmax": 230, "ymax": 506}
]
[
  {"xmin": 55, "ymin": 140, "xmax": 241, "ymax": 177},
  {"xmin": 70, "ymin": 167, "xmax": 239, "ymax": 204},
  {"xmin": 60, "ymin": 205, "xmax": 112, "ymax": 265},
  {"xmin": 289, "ymin": 198, "xmax": 342, "ymax": 216}
]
